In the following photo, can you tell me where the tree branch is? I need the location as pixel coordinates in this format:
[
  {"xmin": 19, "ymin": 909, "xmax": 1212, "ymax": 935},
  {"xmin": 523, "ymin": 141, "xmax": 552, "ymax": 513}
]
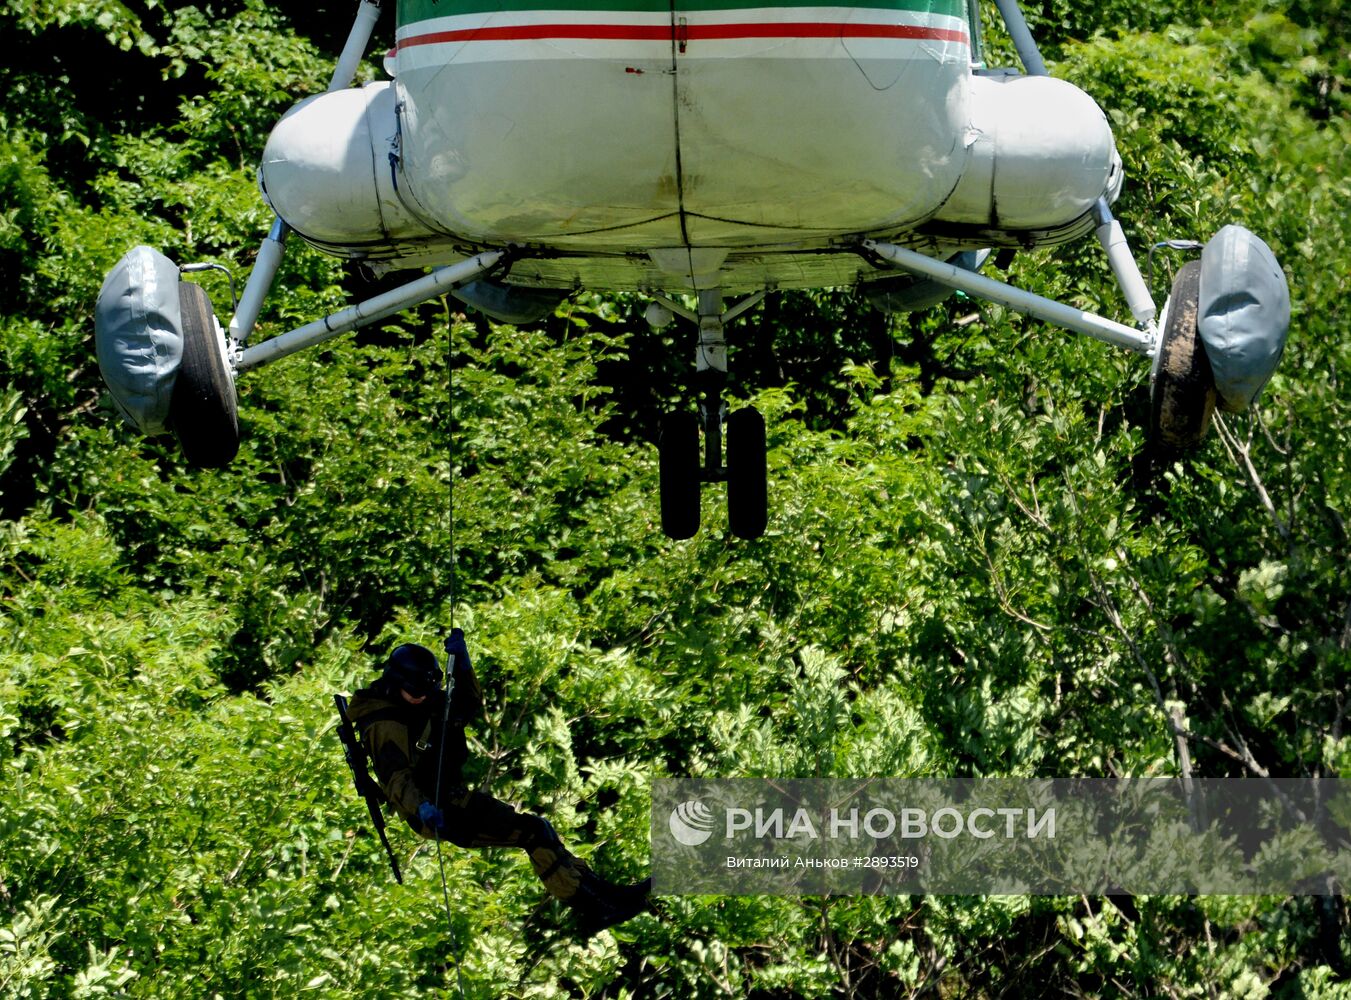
[
  {"xmin": 1060, "ymin": 479, "xmax": 1200, "ymax": 817},
  {"xmin": 1214, "ymin": 414, "xmax": 1291, "ymax": 543}
]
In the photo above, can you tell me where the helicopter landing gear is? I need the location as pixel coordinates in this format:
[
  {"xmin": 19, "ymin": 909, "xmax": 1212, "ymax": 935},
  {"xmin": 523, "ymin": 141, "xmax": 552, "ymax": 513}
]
[
  {"xmin": 726, "ymin": 405, "xmax": 767, "ymax": 539},
  {"xmin": 1150, "ymin": 259, "xmax": 1216, "ymax": 450},
  {"xmin": 658, "ymin": 410, "xmax": 700, "ymax": 539},
  {"xmin": 171, "ymin": 280, "xmax": 240, "ymax": 468},
  {"xmin": 654, "ymin": 289, "xmax": 768, "ymax": 540}
]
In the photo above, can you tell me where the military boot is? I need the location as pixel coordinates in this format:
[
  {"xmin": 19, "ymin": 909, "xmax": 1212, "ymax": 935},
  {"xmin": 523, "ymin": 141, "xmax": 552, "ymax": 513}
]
[{"xmin": 569, "ymin": 874, "xmax": 652, "ymax": 938}]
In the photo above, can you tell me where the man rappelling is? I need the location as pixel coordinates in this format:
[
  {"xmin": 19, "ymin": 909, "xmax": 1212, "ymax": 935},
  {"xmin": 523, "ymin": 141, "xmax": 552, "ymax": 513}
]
[{"xmin": 341, "ymin": 629, "xmax": 651, "ymax": 936}]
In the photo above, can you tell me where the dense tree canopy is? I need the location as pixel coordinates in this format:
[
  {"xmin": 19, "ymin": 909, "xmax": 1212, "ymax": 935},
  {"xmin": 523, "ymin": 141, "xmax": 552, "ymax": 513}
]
[{"xmin": 1, "ymin": 0, "xmax": 1348, "ymax": 995}]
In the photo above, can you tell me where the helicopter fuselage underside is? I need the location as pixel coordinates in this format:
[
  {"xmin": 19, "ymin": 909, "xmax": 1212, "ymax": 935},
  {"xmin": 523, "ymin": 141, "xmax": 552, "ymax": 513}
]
[{"xmin": 258, "ymin": 0, "xmax": 1118, "ymax": 292}]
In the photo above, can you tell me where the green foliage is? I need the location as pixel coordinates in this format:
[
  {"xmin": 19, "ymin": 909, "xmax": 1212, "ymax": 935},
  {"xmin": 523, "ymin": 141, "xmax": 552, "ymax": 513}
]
[
  {"xmin": 163, "ymin": 0, "xmax": 333, "ymax": 166},
  {"xmin": 0, "ymin": 0, "xmax": 1347, "ymax": 996}
]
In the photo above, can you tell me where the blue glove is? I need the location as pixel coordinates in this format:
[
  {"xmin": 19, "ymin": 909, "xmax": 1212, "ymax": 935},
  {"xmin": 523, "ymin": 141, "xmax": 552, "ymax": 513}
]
[
  {"xmin": 443, "ymin": 629, "xmax": 471, "ymax": 677},
  {"xmin": 418, "ymin": 801, "xmax": 446, "ymax": 832}
]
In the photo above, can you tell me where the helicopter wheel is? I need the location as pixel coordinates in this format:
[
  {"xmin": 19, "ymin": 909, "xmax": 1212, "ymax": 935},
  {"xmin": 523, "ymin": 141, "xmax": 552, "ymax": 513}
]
[
  {"xmin": 659, "ymin": 411, "xmax": 700, "ymax": 540},
  {"xmin": 1150, "ymin": 260, "xmax": 1216, "ymax": 451},
  {"xmin": 170, "ymin": 280, "xmax": 240, "ymax": 467},
  {"xmin": 726, "ymin": 407, "xmax": 766, "ymax": 539}
]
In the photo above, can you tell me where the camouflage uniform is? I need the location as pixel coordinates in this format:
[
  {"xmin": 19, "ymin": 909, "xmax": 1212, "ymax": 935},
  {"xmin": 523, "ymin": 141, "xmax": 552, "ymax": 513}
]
[{"xmin": 346, "ymin": 662, "xmax": 594, "ymax": 903}]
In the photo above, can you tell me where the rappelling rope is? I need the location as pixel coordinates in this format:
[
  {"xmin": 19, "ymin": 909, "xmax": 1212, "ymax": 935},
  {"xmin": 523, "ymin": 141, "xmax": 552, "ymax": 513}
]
[{"xmin": 432, "ymin": 311, "xmax": 466, "ymax": 999}]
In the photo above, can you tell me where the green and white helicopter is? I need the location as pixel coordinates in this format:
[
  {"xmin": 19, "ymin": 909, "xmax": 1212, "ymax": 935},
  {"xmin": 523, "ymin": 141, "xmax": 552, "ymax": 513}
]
[{"xmin": 96, "ymin": 0, "xmax": 1290, "ymax": 539}]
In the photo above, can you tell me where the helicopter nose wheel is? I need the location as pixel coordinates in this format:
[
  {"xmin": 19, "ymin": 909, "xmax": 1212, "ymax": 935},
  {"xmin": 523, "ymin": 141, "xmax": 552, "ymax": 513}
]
[
  {"xmin": 659, "ymin": 410, "xmax": 701, "ymax": 540},
  {"xmin": 652, "ymin": 287, "xmax": 769, "ymax": 539},
  {"xmin": 658, "ymin": 372, "xmax": 767, "ymax": 540},
  {"xmin": 726, "ymin": 406, "xmax": 766, "ymax": 538}
]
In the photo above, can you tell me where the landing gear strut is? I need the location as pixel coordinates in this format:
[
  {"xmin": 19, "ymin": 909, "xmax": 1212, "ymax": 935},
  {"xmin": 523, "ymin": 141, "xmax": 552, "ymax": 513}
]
[{"xmin": 654, "ymin": 289, "xmax": 768, "ymax": 540}]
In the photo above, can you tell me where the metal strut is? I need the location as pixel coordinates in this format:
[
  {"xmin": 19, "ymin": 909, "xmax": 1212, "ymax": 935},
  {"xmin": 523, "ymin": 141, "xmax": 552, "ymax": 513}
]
[
  {"xmin": 862, "ymin": 240, "xmax": 1155, "ymax": 354},
  {"xmin": 227, "ymin": 0, "xmax": 385, "ymax": 349},
  {"xmin": 990, "ymin": 0, "xmax": 1159, "ymax": 334},
  {"xmin": 236, "ymin": 252, "xmax": 506, "ymax": 371},
  {"xmin": 695, "ymin": 289, "xmax": 729, "ymax": 480},
  {"xmin": 671, "ymin": 287, "xmax": 765, "ymax": 483}
]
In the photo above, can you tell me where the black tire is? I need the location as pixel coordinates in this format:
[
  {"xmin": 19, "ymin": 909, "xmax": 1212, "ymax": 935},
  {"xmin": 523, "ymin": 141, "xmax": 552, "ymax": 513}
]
[
  {"xmin": 659, "ymin": 411, "xmax": 701, "ymax": 540},
  {"xmin": 726, "ymin": 407, "xmax": 767, "ymax": 539},
  {"xmin": 171, "ymin": 280, "xmax": 239, "ymax": 467},
  {"xmin": 1150, "ymin": 260, "xmax": 1216, "ymax": 451}
]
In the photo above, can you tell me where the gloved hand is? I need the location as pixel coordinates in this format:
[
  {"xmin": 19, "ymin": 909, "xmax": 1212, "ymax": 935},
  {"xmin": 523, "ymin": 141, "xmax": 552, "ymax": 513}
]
[
  {"xmin": 443, "ymin": 628, "xmax": 471, "ymax": 677},
  {"xmin": 443, "ymin": 628, "xmax": 482, "ymax": 725},
  {"xmin": 418, "ymin": 801, "xmax": 446, "ymax": 833}
]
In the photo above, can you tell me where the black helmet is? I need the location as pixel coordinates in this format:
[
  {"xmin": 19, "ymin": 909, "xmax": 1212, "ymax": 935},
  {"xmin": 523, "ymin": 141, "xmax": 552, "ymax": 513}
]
[{"xmin": 381, "ymin": 643, "xmax": 442, "ymax": 697}]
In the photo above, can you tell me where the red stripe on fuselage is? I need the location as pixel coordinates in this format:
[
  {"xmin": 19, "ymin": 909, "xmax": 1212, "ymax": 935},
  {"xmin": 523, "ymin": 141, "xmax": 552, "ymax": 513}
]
[{"xmin": 396, "ymin": 22, "xmax": 968, "ymax": 45}]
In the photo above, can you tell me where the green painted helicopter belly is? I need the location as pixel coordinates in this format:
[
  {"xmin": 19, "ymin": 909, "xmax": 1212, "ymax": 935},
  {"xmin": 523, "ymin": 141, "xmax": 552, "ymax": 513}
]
[{"xmin": 392, "ymin": 0, "xmax": 973, "ymax": 253}]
